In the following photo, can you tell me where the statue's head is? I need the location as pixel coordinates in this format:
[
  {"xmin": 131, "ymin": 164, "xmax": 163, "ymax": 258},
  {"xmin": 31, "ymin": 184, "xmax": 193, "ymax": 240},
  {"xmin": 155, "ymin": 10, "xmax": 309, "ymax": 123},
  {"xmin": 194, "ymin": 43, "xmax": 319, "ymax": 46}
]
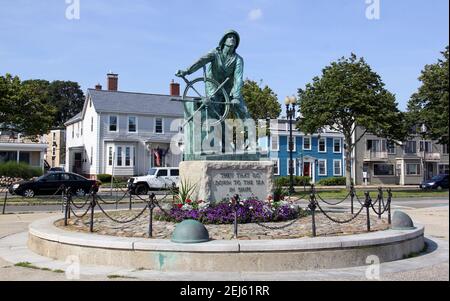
[{"xmin": 219, "ymin": 30, "xmax": 240, "ymax": 52}]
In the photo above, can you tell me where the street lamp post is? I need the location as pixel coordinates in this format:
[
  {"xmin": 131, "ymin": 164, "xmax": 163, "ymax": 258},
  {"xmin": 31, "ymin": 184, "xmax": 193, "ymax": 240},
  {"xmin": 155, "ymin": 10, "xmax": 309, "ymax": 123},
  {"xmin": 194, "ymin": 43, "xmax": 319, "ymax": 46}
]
[
  {"xmin": 420, "ymin": 124, "xmax": 428, "ymax": 182},
  {"xmin": 285, "ymin": 96, "xmax": 297, "ymax": 195}
]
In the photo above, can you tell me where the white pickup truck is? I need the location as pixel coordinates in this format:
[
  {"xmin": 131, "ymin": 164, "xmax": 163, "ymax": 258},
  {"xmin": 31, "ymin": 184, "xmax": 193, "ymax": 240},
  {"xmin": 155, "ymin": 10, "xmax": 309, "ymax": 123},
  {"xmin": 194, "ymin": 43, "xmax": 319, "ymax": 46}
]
[{"xmin": 127, "ymin": 168, "xmax": 179, "ymax": 195}]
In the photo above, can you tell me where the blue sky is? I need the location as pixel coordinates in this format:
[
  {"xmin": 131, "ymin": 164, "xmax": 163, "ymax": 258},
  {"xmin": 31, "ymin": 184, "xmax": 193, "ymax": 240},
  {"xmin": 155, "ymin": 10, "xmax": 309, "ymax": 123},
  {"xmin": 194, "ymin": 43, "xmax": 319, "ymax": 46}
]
[{"xmin": 0, "ymin": 0, "xmax": 448, "ymax": 112}]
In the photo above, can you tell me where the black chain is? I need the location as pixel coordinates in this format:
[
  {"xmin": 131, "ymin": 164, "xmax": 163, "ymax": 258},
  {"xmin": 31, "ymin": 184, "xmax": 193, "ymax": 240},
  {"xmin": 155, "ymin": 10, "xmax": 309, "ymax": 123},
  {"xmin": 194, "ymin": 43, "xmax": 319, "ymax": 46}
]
[
  {"xmin": 315, "ymin": 190, "xmax": 352, "ymax": 206},
  {"xmin": 69, "ymin": 203, "xmax": 92, "ymax": 218},
  {"xmin": 254, "ymin": 216, "xmax": 301, "ymax": 230},
  {"xmin": 315, "ymin": 200, "xmax": 365, "ymax": 224},
  {"xmin": 95, "ymin": 200, "xmax": 149, "ymax": 224},
  {"xmin": 69, "ymin": 195, "xmax": 91, "ymax": 209}
]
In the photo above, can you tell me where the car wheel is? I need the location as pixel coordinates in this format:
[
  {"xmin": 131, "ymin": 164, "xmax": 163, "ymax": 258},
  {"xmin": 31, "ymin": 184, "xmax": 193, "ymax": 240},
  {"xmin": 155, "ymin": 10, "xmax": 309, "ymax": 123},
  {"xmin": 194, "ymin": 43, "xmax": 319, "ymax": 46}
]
[
  {"xmin": 75, "ymin": 188, "xmax": 87, "ymax": 197},
  {"xmin": 23, "ymin": 189, "xmax": 35, "ymax": 198},
  {"xmin": 135, "ymin": 184, "xmax": 149, "ymax": 195}
]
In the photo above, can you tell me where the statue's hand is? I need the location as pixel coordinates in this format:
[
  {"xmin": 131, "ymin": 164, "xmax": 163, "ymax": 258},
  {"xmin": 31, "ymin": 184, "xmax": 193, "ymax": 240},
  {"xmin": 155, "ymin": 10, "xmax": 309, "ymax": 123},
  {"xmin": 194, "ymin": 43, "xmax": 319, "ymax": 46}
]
[
  {"xmin": 230, "ymin": 98, "xmax": 240, "ymax": 105},
  {"xmin": 175, "ymin": 70, "xmax": 187, "ymax": 77}
]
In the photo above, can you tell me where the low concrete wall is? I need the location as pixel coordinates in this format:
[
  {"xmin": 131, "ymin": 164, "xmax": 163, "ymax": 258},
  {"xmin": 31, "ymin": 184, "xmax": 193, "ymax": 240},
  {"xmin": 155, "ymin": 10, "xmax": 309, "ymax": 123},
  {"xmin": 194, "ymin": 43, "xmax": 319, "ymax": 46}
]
[{"xmin": 28, "ymin": 217, "xmax": 425, "ymax": 272}]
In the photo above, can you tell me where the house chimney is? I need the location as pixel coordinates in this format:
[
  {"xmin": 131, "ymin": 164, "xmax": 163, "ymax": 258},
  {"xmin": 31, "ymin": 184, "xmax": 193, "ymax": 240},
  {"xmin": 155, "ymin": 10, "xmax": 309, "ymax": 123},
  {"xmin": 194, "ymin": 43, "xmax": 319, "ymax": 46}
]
[
  {"xmin": 95, "ymin": 83, "xmax": 102, "ymax": 90},
  {"xmin": 107, "ymin": 73, "xmax": 118, "ymax": 91},
  {"xmin": 170, "ymin": 79, "xmax": 180, "ymax": 96}
]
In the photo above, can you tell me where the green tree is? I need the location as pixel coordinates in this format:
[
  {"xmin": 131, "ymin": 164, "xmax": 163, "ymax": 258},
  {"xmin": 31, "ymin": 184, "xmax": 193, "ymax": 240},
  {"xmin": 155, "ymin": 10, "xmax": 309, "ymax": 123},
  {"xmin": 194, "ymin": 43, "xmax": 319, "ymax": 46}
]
[
  {"xmin": 47, "ymin": 81, "xmax": 85, "ymax": 128},
  {"xmin": 242, "ymin": 79, "xmax": 281, "ymax": 136},
  {"xmin": 243, "ymin": 79, "xmax": 281, "ymax": 120},
  {"xmin": 0, "ymin": 75, "xmax": 56, "ymax": 138},
  {"xmin": 297, "ymin": 54, "xmax": 405, "ymax": 188},
  {"xmin": 407, "ymin": 46, "xmax": 449, "ymax": 145}
]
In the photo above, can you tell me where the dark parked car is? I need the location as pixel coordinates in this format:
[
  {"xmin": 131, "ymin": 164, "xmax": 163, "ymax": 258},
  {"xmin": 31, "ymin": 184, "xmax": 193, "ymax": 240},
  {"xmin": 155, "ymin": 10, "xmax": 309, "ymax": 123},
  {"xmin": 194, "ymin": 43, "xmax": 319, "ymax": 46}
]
[
  {"xmin": 9, "ymin": 172, "xmax": 100, "ymax": 198},
  {"xmin": 420, "ymin": 174, "xmax": 449, "ymax": 190}
]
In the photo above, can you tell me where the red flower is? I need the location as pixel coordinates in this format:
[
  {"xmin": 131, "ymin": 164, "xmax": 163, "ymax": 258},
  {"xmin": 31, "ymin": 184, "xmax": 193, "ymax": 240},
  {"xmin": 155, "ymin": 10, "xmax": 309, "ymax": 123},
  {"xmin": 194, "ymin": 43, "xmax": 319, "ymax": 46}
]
[
  {"xmin": 185, "ymin": 199, "xmax": 192, "ymax": 204},
  {"xmin": 176, "ymin": 203, "xmax": 183, "ymax": 209}
]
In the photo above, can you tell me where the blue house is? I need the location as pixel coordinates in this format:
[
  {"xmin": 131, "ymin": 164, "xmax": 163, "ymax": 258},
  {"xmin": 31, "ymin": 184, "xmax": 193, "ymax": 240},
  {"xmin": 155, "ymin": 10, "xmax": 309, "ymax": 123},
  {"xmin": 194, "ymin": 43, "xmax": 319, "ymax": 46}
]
[{"xmin": 267, "ymin": 119, "xmax": 345, "ymax": 183}]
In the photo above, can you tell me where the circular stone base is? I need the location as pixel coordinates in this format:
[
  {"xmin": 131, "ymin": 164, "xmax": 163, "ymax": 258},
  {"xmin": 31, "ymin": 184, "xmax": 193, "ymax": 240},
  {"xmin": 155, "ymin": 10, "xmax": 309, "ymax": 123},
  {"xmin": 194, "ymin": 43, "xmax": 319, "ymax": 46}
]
[{"xmin": 28, "ymin": 217, "xmax": 425, "ymax": 272}]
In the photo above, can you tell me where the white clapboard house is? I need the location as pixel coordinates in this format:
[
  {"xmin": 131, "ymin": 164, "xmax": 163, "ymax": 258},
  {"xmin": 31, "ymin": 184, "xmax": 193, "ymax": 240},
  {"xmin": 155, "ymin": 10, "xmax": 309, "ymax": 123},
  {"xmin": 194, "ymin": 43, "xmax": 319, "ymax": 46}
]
[{"xmin": 64, "ymin": 73, "xmax": 184, "ymax": 179}]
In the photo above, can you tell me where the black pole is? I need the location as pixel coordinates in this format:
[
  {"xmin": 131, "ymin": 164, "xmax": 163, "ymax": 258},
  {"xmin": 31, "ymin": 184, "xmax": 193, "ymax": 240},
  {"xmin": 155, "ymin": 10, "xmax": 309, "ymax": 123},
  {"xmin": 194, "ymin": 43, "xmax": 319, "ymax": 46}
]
[
  {"xmin": 2, "ymin": 189, "xmax": 8, "ymax": 215},
  {"xmin": 365, "ymin": 191, "xmax": 371, "ymax": 232},
  {"xmin": 233, "ymin": 194, "xmax": 239, "ymax": 239},
  {"xmin": 148, "ymin": 193, "xmax": 155, "ymax": 238},
  {"xmin": 64, "ymin": 192, "xmax": 69, "ymax": 226},
  {"xmin": 387, "ymin": 188, "xmax": 392, "ymax": 224},
  {"xmin": 378, "ymin": 187, "xmax": 382, "ymax": 219},
  {"xmin": 129, "ymin": 192, "xmax": 132, "ymax": 211},
  {"xmin": 287, "ymin": 104, "xmax": 295, "ymax": 195},
  {"xmin": 350, "ymin": 184, "xmax": 354, "ymax": 215},
  {"xmin": 309, "ymin": 186, "xmax": 317, "ymax": 237},
  {"xmin": 90, "ymin": 192, "xmax": 96, "ymax": 233}
]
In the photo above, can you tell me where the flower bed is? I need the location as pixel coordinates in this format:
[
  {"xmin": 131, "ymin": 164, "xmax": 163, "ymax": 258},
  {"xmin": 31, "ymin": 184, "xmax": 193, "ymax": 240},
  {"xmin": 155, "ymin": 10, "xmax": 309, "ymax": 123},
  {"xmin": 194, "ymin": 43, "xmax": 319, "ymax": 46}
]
[{"xmin": 155, "ymin": 198, "xmax": 306, "ymax": 225}]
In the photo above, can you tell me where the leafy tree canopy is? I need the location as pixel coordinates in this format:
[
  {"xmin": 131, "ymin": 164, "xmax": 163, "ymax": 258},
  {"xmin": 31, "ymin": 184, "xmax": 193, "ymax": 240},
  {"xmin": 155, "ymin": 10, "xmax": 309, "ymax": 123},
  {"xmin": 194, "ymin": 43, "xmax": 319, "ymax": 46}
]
[
  {"xmin": 407, "ymin": 46, "xmax": 449, "ymax": 145},
  {"xmin": 242, "ymin": 79, "xmax": 281, "ymax": 121}
]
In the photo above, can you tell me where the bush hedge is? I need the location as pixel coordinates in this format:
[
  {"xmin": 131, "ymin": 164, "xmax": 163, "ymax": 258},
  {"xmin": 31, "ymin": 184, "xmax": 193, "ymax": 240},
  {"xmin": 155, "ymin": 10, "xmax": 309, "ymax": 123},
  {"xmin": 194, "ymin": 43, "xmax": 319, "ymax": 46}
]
[
  {"xmin": 0, "ymin": 162, "xmax": 43, "ymax": 180},
  {"xmin": 97, "ymin": 174, "xmax": 112, "ymax": 183},
  {"xmin": 274, "ymin": 176, "xmax": 311, "ymax": 187},
  {"xmin": 317, "ymin": 176, "xmax": 346, "ymax": 186}
]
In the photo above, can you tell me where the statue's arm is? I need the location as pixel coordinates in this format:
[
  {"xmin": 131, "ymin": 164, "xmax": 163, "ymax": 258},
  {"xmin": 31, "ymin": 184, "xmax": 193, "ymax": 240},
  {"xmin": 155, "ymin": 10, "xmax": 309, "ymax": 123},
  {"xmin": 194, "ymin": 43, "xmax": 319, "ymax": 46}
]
[
  {"xmin": 184, "ymin": 50, "xmax": 216, "ymax": 75},
  {"xmin": 231, "ymin": 56, "xmax": 244, "ymax": 100}
]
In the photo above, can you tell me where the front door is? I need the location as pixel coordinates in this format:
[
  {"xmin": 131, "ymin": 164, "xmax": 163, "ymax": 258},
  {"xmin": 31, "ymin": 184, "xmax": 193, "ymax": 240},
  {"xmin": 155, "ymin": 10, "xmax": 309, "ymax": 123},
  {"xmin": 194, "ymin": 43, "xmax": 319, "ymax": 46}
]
[
  {"xmin": 303, "ymin": 162, "xmax": 311, "ymax": 178},
  {"xmin": 74, "ymin": 153, "xmax": 82, "ymax": 174}
]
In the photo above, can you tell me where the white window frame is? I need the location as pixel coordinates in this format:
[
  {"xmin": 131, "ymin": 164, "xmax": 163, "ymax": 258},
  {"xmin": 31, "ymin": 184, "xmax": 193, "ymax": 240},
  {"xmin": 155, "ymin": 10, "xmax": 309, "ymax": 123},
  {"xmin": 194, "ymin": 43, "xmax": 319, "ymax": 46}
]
[
  {"xmin": 333, "ymin": 160, "xmax": 342, "ymax": 176},
  {"xmin": 128, "ymin": 116, "xmax": 138, "ymax": 133},
  {"xmin": 387, "ymin": 140, "xmax": 396, "ymax": 155},
  {"xmin": 154, "ymin": 117, "xmax": 164, "ymax": 134},
  {"xmin": 303, "ymin": 136, "xmax": 311, "ymax": 151},
  {"xmin": 318, "ymin": 137, "xmax": 327, "ymax": 153},
  {"xmin": 333, "ymin": 138, "xmax": 342, "ymax": 153},
  {"xmin": 287, "ymin": 158, "xmax": 297, "ymax": 175},
  {"xmin": 438, "ymin": 163, "xmax": 449, "ymax": 175},
  {"xmin": 404, "ymin": 141, "xmax": 417, "ymax": 154},
  {"xmin": 318, "ymin": 159, "xmax": 327, "ymax": 176},
  {"xmin": 406, "ymin": 163, "xmax": 421, "ymax": 176},
  {"xmin": 109, "ymin": 115, "xmax": 119, "ymax": 132},
  {"xmin": 272, "ymin": 158, "xmax": 280, "ymax": 176},
  {"xmin": 288, "ymin": 136, "xmax": 296, "ymax": 152},
  {"xmin": 271, "ymin": 135, "xmax": 280, "ymax": 151},
  {"xmin": 125, "ymin": 147, "xmax": 131, "ymax": 166},
  {"xmin": 108, "ymin": 147, "xmax": 113, "ymax": 166},
  {"xmin": 116, "ymin": 146, "xmax": 123, "ymax": 166}
]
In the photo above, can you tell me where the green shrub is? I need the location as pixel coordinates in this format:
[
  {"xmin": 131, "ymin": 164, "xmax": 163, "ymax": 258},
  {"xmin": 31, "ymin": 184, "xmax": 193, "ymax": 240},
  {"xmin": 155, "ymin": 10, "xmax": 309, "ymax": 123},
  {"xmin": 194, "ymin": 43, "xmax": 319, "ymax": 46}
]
[
  {"xmin": 97, "ymin": 174, "xmax": 112, "ymax": 183},
  {"xmin": 317, "ymin": 177, "xmax": 346, "ymax": 186},
  {"xmin": 274, "ymin": 176, "xmax": 311, "ymax": 187},
  {"xmin": 0, "ymin": 162, "xmax": 43, "ymax": 179}
]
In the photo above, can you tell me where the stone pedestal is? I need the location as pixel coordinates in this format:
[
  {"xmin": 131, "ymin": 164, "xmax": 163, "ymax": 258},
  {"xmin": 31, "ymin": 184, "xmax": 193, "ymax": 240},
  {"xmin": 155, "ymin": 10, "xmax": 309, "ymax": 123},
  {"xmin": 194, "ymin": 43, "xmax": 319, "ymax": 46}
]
[{"xmin": 179, "ymin": 160, "xmax": 274, "ymax": 202}]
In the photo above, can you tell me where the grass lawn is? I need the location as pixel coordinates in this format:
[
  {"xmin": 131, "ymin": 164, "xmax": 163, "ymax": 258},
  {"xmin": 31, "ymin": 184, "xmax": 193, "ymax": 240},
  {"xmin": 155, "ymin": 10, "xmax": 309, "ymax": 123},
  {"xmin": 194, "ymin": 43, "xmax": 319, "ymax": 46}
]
[{"xmin": 292, "ymin": 189, "xmax": 449, "ymax": 199}]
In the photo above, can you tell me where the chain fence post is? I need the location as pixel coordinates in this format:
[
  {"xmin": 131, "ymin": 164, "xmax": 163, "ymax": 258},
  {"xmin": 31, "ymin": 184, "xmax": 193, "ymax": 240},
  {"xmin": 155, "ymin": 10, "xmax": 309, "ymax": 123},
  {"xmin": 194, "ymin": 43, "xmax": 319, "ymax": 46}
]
[
  {"xmin": 378, "ymin": 187, "xmax": 382, "ymax": 219},
  {"xmin": 67, "ymin": 188, "xmax": 71, "ymax": 219},
  {"xmin": 129, "ymin": 191, "xmax": 132, "ymax": 211},
  {"xmin": 2, "ymin": 187, "xmax": 8, "ymax": 215},
  {"xmin": 365, "ymin": 191, "xmax": 371, "ymax": 232},
  {"xmin": 90, "ymin": 191, "xmax": 96, "ymax": 233},
  {"xmin": 64, "ymin": 190, "xmax": 70, "ymax": 226},
  {"xmin": 309, "ymin": 184, "xmax": 317, "ymax": 237},
  {"xmin": 233, "ymin": 194, "xmax": 240, "ymax": 239},
  {"xmin": 148, "ymin": 193, "xmax": 156, "ymax": 238},
  {"xmin": 387, "ymin": 188, "xmax": 392, "ymax": 225},
  {"xmin": 350, "ymin": 184, "xmax": 355, "ymax": 215}
]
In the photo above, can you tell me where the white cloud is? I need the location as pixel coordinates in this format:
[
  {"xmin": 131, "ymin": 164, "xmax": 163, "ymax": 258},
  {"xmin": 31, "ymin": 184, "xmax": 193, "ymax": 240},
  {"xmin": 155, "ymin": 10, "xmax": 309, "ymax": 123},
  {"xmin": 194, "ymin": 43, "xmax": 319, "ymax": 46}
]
[{"xmin": 248, "ymin": 8, "xmax": 263, "ymax": 21}]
